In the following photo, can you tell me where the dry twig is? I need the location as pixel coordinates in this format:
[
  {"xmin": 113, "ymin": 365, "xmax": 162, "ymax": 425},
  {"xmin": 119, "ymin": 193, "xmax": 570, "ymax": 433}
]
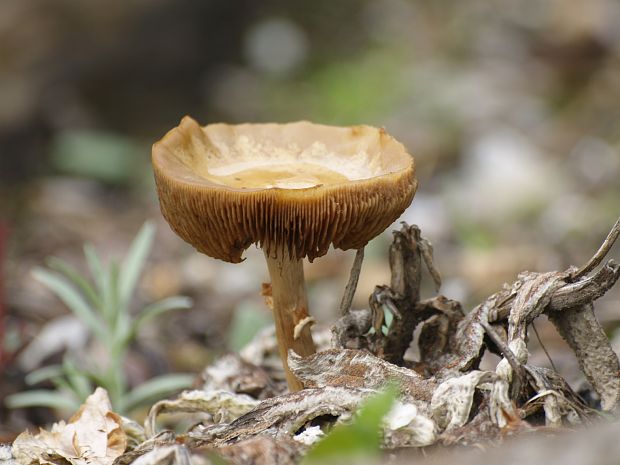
[
  {"xmin": 572, "ymin": 215, "xmax": 620, "ymax": 280},
  {"xmin": 338, "ymin": 247, "xmax": 365, "ymax": 316}
]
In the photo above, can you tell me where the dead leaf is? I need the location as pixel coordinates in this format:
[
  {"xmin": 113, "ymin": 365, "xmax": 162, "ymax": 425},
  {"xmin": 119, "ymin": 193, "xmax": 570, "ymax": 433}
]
[
  {"xmin": 431, "ymin": 371, "xmax": 494, "ymax": 431},
  {"xmin": 112, "ymin": 432, "xmax": 176, "ymax": 465},
  {"xmin": 383, "ymin": 401, "xmax": 437, "ymax": 447},
  {"xmin": 288, "ymin": 349, "xmax": 435, "ymax": 402},
  {"xmin": 199, "ymin": 353, "xmax": 279, "ymax": 399},
  {"xmin": 1, "ymin": 444, "xmax": 17, "ymax": 465},
  {"xmin": 12, "ymin": 388, "xmax": 126, "ymax": 465},
  {"xmin": 185, "ymin": 386, "xmax": 370, "ymax": 447},
  {"xmin": 145, "ymin": 390, "xmax": 260, "ymax": 438}
]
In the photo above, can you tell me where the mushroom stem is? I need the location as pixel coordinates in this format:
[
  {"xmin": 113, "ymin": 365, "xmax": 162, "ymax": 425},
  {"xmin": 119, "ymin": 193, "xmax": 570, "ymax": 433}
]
[{"xmin": 264, "ymin": 247, "xmax": 316, "ymax": 391}]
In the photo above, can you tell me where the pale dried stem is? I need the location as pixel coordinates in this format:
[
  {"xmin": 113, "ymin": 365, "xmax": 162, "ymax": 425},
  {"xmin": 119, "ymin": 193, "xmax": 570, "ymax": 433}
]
[
  {"xmin": 481, "ymin": 320, "xmax": 525, "ymax": 399},
  {"xmin": 264, "ymin": 248, "xmax": 316, "ymax": 392},
  {"xmin": 338, "ymin": 247, "xmax": 365, "ymax": 316}
]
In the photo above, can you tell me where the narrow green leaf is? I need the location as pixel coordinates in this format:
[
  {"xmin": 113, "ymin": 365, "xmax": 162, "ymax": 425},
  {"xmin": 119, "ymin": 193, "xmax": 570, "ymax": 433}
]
[
  {"xmin": 5, "ymin": 390, "xmax": 81, "ymax": 411},
  {"xmin": 303, "ymin": 385, "xmax": 398, "ymax": 464},
  {"xmin": 32, "ymin": 268, "xmax": 107, "ymax": 342},
  {"xmin": 128, "ymin": 296, "xmax": 192, "ymax": 341},
  {"xmin": 63, "ymin": 358, "xmax": 94, "ymax": 402},
  {"xmin": 47, "ymin": 257, "xmax": 102, "ymax": 310},
  {"xmin": 84, "ymin": 244, "xmax": 105, "ymax": 294},
  {"xmin": 382, "ymin": 306, "xmax": 394, "ymax": 336},
  {"xmin": 119, "ymin": 222, "xmax": 155, "ymax": 311},
  {"xmin": 115, "ymin": 307, "xmax": 132, "ymax": 352},
  {"xmin": 81, "ymin": 368, "xmax": 113, "ymax": 394},
  {"xmin": 107, "ymin": 373, "xmax": 125, "ymax": 414},
  {"xmin": 25, "ymin": 365, "xmax": 64, "ymax": 385},
  {"xmin": 102, "ymin": 262, "xmax": 120, "ymax": 327},
  {"xmin": 121, "ymin": 374, "xmax": 194, "ymax": 412},
  {"xmin": 49, "ymin": 376, "xmax": 74, "ymax": 396}
]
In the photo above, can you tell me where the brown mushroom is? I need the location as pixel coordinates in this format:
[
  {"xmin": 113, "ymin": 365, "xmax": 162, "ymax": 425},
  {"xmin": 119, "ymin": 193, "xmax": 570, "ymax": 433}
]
[{"xmin": 152, "ymin": 116, "xmax": 417, "ymax": 391}]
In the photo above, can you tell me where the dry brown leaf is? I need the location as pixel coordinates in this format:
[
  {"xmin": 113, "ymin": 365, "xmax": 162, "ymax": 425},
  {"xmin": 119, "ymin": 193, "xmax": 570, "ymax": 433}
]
[
  {"xmin": 431, "ymin": 371, "xmax": 494, "ymax": 431},
  {"xmin": 288, "ymin": 349, "xmax": 435, "ymax": 402},
  {"xmin": 12, "ymin": 388, "xmax": 126, "ymax": 465},
  {"xmin": 185, "ymin": 386, "xmax": 371, "ymax": 447},
  {"xmin": 145, "ymin": 389, "xmax": 260, "ymax": 438}
]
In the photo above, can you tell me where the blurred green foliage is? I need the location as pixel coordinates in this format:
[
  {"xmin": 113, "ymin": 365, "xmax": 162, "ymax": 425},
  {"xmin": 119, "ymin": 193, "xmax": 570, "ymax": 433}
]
[
  {"xmin": 265, "ymin": 51, "xmax": 406, "ymax": 124},
  {"xmin": 227, "ymin": 301, "xmax": 272, "ymax": 352},
  {"xmin": 302, "ymin": 384, "xmax": 398, "ymax": 465},
  {"xmin": 5, "ymin": 222, "xmax": 193, "ymax": 415},
  {"xmin": 51, "ymin": 129, "xmax": 147, "ymax": 185}
]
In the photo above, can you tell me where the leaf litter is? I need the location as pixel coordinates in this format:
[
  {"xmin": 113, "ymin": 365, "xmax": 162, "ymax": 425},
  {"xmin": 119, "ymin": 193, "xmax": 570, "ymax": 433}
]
[
  {"xmin": 7, "ymin": 218, "xmax": 620, "ymax": 465},
  {"xmin": 11, "ymin": 388, "xmax": 126, "ymax": 465}
]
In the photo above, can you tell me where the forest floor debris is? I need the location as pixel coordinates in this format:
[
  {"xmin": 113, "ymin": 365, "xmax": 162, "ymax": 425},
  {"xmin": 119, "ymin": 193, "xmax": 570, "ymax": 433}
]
[{"xmin": 5, "ymin": 218, "xmax": 620, "ymax": 465}]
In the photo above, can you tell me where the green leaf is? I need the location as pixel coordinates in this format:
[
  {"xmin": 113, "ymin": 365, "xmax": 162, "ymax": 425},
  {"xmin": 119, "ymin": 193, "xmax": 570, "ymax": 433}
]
[
  {"xmin": 81, "ymin": 368, "xmax": 112, "ymax": 393},
  {"xmin": 84, "ymin": 244, "xmax": 105, "ymax": 295},
  {"xmin": 102, "ymin": 261, "xmax": 120, "ymax": 327},
  {"xmin": 5, "ymin": 390, "xmax": 81, "ymax": 411},
  {"xmin": 128, "ymin": 296, "xmax": 192, "ymax": 342},
  {"xmin": 303, "ymin": 385, "xmax": 398, "ymax": 464},
  {"xmin": 118, "ymin": 222, "xmax": 155, "ymax": 312},
  {"xmin": 49, "ymin": 375, "xmax": 74, "ymax": 395},
  {"xmin": 25, "ymin": 365, "xmax": 65, "ymax": 385},
  {"xmin": 13, "ymin": 221, "xmax": 195, "ymax": 419},
  {"xmin": 382, "ymin": 306, "xmax": 394, "ymax": 336},
  {"xmin": 63, "ymin": 358, "xmax": 93, "ymax": 402},
  {"xmin": 121, "ymin": 374, "xmax": 194, "ymax": 413},
  {"xmin": 32, "ymin": 268, "xmax": 107, "ymax": 343},
  {"xmin": 47, "ymin": 257, "xmax": 102, "ymax": 310}
]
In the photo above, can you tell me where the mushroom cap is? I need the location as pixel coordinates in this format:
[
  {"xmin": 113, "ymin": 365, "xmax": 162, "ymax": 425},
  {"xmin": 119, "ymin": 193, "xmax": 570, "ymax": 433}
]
[{"xmin": 152, "ymin": 116, "xmax": 417, "ymax": 263}]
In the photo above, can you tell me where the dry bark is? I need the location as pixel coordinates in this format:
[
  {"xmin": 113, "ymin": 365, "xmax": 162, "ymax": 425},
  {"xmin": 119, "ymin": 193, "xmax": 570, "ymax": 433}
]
[
  {"xmin": 548, "ymin": 303, "xmax": 620, "ymax": 410},
  {"xmin": 382, "ymin": 224, "xmax": 441, "ymax": 365}
]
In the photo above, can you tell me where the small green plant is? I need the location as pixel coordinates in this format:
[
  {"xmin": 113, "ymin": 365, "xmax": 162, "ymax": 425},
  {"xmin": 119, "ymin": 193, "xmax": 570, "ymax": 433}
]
[
  {"xmin": 302, "ymin": 384, "xmax": 398, "ymax": 464},
  {"xmin": 6, "ymin": 222, "xmax": 194, "ymax": 415}
]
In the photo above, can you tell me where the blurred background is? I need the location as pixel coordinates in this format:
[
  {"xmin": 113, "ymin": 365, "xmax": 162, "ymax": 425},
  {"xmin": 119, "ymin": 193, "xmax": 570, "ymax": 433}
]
[{"xmin": 1, "ymin": 0, "xmax": 619, "ymax": 434}]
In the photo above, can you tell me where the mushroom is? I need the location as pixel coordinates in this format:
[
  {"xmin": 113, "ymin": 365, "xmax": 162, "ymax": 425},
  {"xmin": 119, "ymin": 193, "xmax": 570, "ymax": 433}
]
[{"xmin": 152, "ymin": 117, "xmax": 417, "ymax": 391}]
